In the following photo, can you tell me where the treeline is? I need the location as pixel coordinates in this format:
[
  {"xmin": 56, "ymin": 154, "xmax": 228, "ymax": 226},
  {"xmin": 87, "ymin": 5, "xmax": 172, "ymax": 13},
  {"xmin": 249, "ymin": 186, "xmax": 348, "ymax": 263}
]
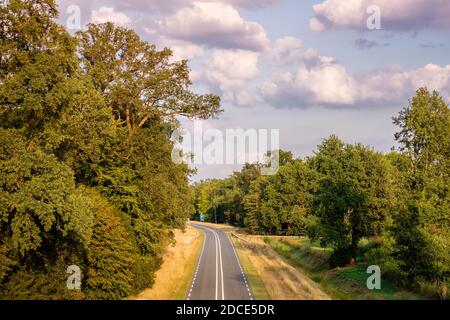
[
  {"xmin": 193, "ymin": 88, "xmax": 449, "ymax": 298},
  {"xmin": 0, "ymin": 0, "xmax": 220, "ymax": 299}
]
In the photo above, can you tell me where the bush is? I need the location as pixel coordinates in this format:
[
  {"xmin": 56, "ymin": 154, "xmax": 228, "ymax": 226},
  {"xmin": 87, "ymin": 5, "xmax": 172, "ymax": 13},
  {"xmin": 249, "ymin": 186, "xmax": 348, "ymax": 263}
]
[
  {"xmin": 83, "ymin": 189, "xmax": 139, "ymax": 300},
  {"xmin": 0, "ymin": 242, "xmax": 86, "ymax": 300}
]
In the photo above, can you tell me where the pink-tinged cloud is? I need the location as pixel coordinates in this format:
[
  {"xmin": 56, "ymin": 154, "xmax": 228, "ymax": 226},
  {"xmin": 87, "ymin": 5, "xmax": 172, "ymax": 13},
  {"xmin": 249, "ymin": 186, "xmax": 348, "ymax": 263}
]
[
  {"xmin": 159, "ymin": 2, "xmax": 269, "ymax": 51},
  {"xmin": 91, "ymin": 7, "xmax": 131, "ymax": 26},
  {"xmin": 261, "ymin": 49, "xmax": 450, "ymax": 108},
  {"xmin": 310, "ymin": 0, "xmax": 450, "ymax": 32},
  {"xmin": 76, "ymin": 0, "xmax": 280, "ymax": 15}
]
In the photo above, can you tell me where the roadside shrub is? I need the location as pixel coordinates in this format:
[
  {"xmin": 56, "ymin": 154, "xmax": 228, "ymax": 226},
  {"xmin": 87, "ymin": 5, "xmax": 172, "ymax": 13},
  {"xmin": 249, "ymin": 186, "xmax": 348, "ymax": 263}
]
[
  {"xmin": 132, "ymin": 255, "xmax": 162, "ymax": 292},
  {"xmin": 0, "ymin": 242, "xmax": 86, "ymax": 300},
  {"xmin": 83, "ymin": 189, "xmax": 139, "ymax": 300}
]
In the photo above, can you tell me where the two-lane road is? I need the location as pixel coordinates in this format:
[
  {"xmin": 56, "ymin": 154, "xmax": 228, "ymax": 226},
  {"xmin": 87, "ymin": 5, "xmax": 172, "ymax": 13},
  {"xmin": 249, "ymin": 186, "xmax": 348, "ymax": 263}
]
[{"xmin": 187, "ymin": 224, "xmax": 253, "ymax": 300}]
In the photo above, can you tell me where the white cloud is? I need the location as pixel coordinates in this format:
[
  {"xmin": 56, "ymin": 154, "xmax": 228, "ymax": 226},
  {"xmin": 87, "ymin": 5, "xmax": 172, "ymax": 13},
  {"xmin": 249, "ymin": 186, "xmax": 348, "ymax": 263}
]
[
  {"xmin": 207, "ymin": 49, "xmax": 259, "ymax": 80},
  {"xmin": 91, "ymin": 6, "xmax": 131, "ymax": 26},
  {"xmin": 157, "ymin": 37, "xmax": 205, "ymax": 61},
  {"xmin": 358, "ymin": 64, "xmax": 450, "ymax": 103},
  {"xmin": 310, "ymin": 0, "xmax": 450, "ymax": 31},
  {"xmin": 107, "ymin": 0, "xmax": 280, "ymax": 14},
  {"xmin": 159, "ymin": 2, "xmax": 269, "ymax": 51},
  {"xmin": 309, "ymin": 17, "xmax": 327, "ymax": 32},
  {"xmin": 225, "ymin": 0, "xmax": 280, "ymax": 9},
  {"xmin": 267, "ymin": 36, "xmax": 303, "ymax": 64},
  {"xmin": 200, "ymin": 49, "xmax": 260, "ymax": 106},
  {"xmin": 262, "ymin": 49, "xmax": 450, "ymax": 107}
]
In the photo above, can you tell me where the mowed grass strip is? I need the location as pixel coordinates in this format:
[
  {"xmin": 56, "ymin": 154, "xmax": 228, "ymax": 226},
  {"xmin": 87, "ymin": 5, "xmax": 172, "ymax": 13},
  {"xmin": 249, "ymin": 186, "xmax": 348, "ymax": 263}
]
[
  {"xmin": 133, "ymin": 225, "xmax": 205, "ymax": 300},
  {"xmin": 230, "ymin": 235, "xmax": 270, "ymax": 300},
  {"xmin": 265, "ymin": 237, "xmax": 426, "ymax": 300},
  {"xmin": 231, "ymin": 234, "xmax": 330, "ymax": 300}
]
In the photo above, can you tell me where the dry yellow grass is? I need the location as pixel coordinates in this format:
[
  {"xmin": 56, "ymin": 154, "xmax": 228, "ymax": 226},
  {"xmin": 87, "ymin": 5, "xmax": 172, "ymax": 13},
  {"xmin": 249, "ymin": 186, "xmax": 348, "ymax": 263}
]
[
  {"xmin": 190, "ymin": 221, "xmax": 238, "ymax": 232},
  {"xmin": 232, "ymin": 233, "xmax": 331, "ymax": 300},
  {"xmin": 134, "ymin": 225, "xmax": 204, "ymax": 300}
]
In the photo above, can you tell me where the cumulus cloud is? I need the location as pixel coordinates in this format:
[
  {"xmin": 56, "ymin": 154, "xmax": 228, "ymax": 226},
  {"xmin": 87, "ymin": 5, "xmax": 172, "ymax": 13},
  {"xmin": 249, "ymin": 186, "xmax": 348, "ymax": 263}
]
[
  {"xmin": 200, "ymin": 49, "xmax": 261, "ymax": 106},
  {"xmin": 261, "ymin": 55, "xmax": 356, "ymax": 107},
  {"xmin": 156, "ymin": 37, "xmax": 205, "ymax": 61},
  {"xmin": 91, "ymin": 6, "xmax": 131, "ymax": 25},
  {"xmin": 261, "ymin": 49, "xmax": 450, "ymax": 108},
  {"xmin": 310, "ymin": 0, "xmax": 450, "ymax": 32},
  {"xmin": 357, "ymin": 64, "xmax": 450, "ymax": 103},
  {"xmin": 111, "ymin": 0, "xmax": 280, "ymax": 14},
  {"xmin": 159, "ymin": 2, "xmax": 269, "ymax": 51},
  {"xmin": 57, "ymin": 0, "xmax": 272, "ymax": 51},
  {"xmin": 267, "ymin": 36, "xmax": 303, "ymax": 64},
  {"xmin": 226, "ymin": 0, "xmax": 280, "ymax": 9}
]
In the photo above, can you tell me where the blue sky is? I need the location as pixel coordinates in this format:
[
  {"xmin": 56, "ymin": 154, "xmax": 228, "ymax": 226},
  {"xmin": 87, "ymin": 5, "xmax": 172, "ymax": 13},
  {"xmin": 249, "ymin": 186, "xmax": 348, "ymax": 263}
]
[
  {"xmin": 58, "ymin": 0, "xmax": 450, "ymax": 180},
  {"xmin": 241, "ymin": 0, "xmax": 450, "ymax": 70}
]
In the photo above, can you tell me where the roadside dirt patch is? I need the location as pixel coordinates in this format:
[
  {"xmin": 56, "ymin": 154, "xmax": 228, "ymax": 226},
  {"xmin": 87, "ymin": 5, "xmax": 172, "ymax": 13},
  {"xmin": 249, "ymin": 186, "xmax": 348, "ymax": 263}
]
[
  {"xmin": 135, "ymin": 225, "xmax": 203, "ymax": 300},
  {"xmin": 233, "ymin": 234, "xmax": 330, "ymax": 300}
]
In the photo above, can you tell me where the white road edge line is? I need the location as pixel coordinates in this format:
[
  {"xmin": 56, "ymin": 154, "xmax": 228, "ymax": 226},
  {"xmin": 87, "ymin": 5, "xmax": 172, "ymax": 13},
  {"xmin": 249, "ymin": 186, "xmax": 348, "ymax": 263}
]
[
  {"xmin": 215, "ymin": 229, "xmax": 218, "ymax": 300},
  {"xmin": 186, "ymin": 226, "xmax": 206, "ymax": 301},
  {"xmin": 229, "ymin": 233, "xmax": 253, "ymax": 300}
]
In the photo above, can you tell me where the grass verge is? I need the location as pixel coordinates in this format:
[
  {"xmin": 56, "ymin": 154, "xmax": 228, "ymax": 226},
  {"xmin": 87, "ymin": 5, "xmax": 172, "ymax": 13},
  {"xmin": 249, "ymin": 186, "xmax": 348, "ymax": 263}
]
[
  {"xmin": 133, "ymin": 226, "xmax": 205, "ymax": 300},
  {"xmin": 174, "ymin": 229, "xmax": 205, "ymax": 300},
  {"xmin": 265, "ymin": 237, "xmax": 426, "ymax": 300},
  {"xmin": 230, "ymin": 235, "xmax": 271, "ymax": 300}
]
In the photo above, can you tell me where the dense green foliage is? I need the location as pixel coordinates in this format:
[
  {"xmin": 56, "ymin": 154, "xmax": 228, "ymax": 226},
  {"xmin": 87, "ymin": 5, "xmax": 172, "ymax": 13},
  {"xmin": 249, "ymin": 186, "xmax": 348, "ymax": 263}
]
[
  {"xmin": 194, "ymin": 88, "xmax": 449, "ymax": 298},
  {"xmin": 391, "ymin": 88, "xmax": 449, "ymax": 291},
  {"xmin": 0, "ymin": 0, "xmax": 220, "ymax": 299}
]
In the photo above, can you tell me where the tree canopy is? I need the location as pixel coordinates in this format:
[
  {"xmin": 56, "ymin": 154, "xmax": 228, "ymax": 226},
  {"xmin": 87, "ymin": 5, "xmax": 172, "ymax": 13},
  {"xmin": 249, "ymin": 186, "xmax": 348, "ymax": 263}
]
[
  {"xmin": 0, "ymin": 0, "xmax": 220, "ymax": 299},
  {"xmin": 193, "ymin": 89, "xmax": 449, "ymax": 297}
]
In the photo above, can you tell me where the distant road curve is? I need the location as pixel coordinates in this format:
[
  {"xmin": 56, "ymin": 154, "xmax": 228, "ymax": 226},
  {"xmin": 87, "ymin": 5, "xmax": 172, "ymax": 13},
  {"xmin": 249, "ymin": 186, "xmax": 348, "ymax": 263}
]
[{"xmin": 187, "ymin": 223, "xmax": 253, "ymax": 300}]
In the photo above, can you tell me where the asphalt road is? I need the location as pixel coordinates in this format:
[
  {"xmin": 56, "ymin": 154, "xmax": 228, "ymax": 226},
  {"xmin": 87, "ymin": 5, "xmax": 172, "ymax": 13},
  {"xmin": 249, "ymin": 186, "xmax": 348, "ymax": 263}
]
[{"xmin": 187, "ymin": 223, "xmax": 253, "ymax": 300}]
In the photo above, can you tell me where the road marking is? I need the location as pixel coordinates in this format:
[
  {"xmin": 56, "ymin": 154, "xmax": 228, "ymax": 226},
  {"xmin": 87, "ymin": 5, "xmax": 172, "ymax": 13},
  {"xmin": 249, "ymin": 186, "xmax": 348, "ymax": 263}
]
[
  {"xmin": 190, "ymin": 224, "xmax": 250, "ymax": 301},
  {"xmin": 211, "ymin": 228, "xmax": 225, "ymax": 300},
  {"xmin": 229, "ymin": 233, "xmax": 253, "ymax": 300},
  {"xmin": 217, "ymin": 231, "xmax": 225, "ymax": 300},
  {"xmin": 191, "ymin": 225, "xmax": 224, "ymax": 300},
  {"xmin": 186, "ymin": 227, "xmax": 206, "ymax": 301},
  {"xmin": 215, "ymin": 229, "xmax": 218, "ymax": 300}
]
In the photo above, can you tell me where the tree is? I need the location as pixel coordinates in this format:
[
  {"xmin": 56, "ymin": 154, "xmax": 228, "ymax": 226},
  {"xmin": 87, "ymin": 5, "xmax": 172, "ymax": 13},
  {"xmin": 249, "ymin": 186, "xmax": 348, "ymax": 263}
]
[
  {"xmin": 393, "ymin": 88, "xmax": 449, "ymax": 169},
  {"xmin": 0, "ymin": 0, "xmax": 214, "ymax": 299},
  {"xmin": 76, "ymin": 23, "xmax": 222, "ymax": 136},
  {"xmin": 229, "ymin": 163, "xmax": 261, "ymax": 226},
  {"xmin": 0, "ymin": 0, "xmax": 78, "ymax": 131},
  {"xmin": 243, "ymin": 176, "xmax": 268, "ymax": 234},
  {"xmin": 196, "ymin": 179, "xmax": 233, "ymax": 224},
  {"xmin": 392, "ymin": 88, "xmax": 449, "ymax": 292},
  {"xmin": 246, "ymin": 160, "xmax": 311, "ymax": 235},
  {"xmin": 311, "ymin": 136, "xmax": 392, "ymax": 266},
  {"xmin": 0, "ymin": 129, "xmax": 94, "ymax": 257},
  {"xmin": 83, "ymin": 188, "xmax": 139, "ymax": 300}
]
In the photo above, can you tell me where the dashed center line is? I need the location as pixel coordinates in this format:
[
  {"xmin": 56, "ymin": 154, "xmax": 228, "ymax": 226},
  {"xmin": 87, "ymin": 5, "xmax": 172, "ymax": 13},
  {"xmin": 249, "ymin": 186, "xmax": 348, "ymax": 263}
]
[{"xmin": 187, "ymin": 224, "xmax": 253, "ymax": 301}]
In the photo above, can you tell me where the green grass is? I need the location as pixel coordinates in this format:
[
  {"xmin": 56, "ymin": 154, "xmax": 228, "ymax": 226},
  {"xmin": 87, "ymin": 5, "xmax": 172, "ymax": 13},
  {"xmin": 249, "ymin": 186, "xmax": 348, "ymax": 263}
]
[
  {"xmin": 264, "ymin": 237, "xmax": 330, "ymax": 271},
  {"xmin": 231, "ymin": 236, "xmax": 271, "ymax": 300},
  {"xmin": 264, "ymin": 237, "xmax": 426, "ymax": 300},
  {"xmin": 333, "ymin": 266, "xmax": 425, "ymax": 300}
]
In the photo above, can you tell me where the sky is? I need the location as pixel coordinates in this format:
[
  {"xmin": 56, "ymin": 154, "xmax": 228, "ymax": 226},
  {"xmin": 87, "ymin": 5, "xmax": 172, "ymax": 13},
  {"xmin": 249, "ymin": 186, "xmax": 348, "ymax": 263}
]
[{"xmin": 57, "ymin": 0, "xmax": 450, "ymax": 181}]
